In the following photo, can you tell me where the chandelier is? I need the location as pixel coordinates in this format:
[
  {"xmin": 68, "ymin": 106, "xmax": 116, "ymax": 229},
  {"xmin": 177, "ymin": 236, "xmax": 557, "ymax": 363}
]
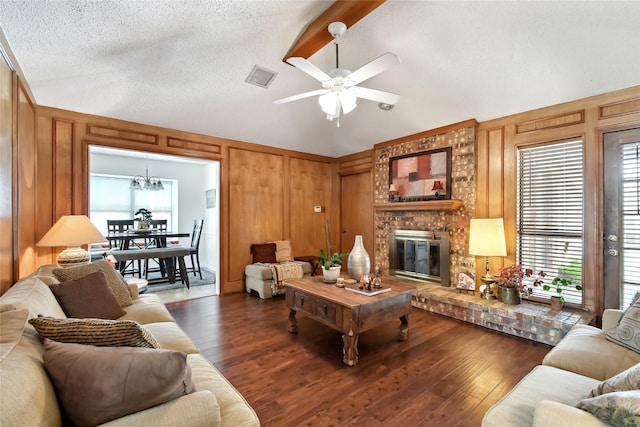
[{"xmin": 129, "ymin": 157, "xmax": 164, "ymax": 191}]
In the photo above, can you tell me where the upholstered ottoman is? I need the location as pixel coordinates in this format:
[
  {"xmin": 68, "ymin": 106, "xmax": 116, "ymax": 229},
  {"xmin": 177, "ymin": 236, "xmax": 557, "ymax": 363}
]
[{"xmin": 245, "ymin": 262, "xmax": 312, "ymax": 299}]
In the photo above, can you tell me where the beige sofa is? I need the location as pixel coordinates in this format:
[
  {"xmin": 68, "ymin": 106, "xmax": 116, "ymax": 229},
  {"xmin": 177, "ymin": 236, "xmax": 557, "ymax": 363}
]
[
  {"xmin": 0, "ymin": 265, "xmax": 260, "ymax": 427},
  {"xmin": 483, "ymin": 309, "xmax": 640, "ymax": 426}
]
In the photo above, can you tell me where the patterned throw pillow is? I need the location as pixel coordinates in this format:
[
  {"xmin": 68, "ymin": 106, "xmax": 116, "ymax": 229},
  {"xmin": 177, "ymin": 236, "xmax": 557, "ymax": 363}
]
[
  {"xmin": 29, "ymin": 316, "xmax": 160, "ymax": 348},
  {"xmin": 49, "ymin": 270, "xmax": 126, "ymax": 319},
  {"xmin": 251, "ymin": 243, "xmax": 277, "ymax": 263},
  {"xmin": 607, "ymin": 297, "xmax": 640, "ymax": 353},
  {"xmin": 589, "ymin": 363, "xmax": 640, "ymax": 397},
  {"xmin": 43, "ymin": 339, "xmax": 195, "ymax": 426},
  {"xmin": 577, "ymin": 390, "xmax": 640, "ymax": 426},
  {"xmin": 53, "ymin": 259, "xmax": 133, "ymax": 307}
]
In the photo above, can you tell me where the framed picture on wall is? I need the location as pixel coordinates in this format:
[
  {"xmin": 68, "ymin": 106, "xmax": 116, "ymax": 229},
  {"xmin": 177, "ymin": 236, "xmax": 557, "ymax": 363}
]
[{"xmin": 388, "ymin": 147, "xmax": 452, "ymax": 201}]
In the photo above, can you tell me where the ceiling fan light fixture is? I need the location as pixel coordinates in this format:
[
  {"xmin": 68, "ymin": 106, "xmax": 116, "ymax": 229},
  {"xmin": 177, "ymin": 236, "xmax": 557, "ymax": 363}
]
[{"xmin": 340, "ymin": 88, "xmax": 357, "ymax": 114}]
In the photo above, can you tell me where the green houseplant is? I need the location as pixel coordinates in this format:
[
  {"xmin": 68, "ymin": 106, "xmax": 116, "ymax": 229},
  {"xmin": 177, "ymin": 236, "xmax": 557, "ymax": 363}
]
[
  {"xmin": 318, "ymin": 249, "xmax": 348, "ymax": 284},
  {"xmin": 540, "ymin": 276, "xmax": 583, "ymax": 309}
]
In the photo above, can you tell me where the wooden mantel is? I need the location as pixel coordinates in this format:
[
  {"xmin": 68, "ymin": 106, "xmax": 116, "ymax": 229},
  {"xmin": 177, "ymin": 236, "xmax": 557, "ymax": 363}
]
[{"xmin": 374, "ymin": 200, "xmax": 464, "ymax": 211}]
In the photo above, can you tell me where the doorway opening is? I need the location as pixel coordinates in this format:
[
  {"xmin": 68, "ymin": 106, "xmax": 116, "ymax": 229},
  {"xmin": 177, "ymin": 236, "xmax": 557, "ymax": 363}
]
[{"xmin": 88, "ymin": 146, "xmax": 221, "ymax": 298}]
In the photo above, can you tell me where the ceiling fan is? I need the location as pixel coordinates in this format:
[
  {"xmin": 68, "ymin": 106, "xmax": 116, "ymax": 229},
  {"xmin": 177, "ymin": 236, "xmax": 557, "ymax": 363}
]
[{"xmin": 274, "ymin": 21, "xmax": 400, "ymax": 125}]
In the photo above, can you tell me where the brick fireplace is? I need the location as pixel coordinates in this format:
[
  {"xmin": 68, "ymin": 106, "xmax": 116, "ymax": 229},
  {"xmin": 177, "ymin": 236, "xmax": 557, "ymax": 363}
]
[{"xmin": 373, "ymin": 123, "xmax": 476, "ymax": 284}]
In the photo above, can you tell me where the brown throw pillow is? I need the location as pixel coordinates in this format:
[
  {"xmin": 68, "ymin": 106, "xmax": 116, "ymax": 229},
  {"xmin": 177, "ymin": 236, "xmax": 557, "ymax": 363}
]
[
  {"xmin": 43, "ymin": 339, "xmax": 196, "ymax": 426},
  {"xmin": 251, "ymin": 243, "xmax": 277, "ymax": 263},
  {"xmin": 53, "ymin": 259, "xmax": 133, "ymax": 307},
  {"xmin": 29, "ymin": 316, "xmax": 160, "ymax": 348},
  {"xmin": 49, "ymin": 270, "xmax": 126, "ymax": 319}
]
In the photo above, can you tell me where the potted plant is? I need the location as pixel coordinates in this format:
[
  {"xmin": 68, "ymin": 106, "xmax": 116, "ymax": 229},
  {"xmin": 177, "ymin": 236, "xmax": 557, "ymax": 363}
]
[
  {"xmin": 318, "ymin": 249, "xmax": 348, "ymax": 284},
  {"xmin": 133, "ymin": 208, "xmax": 152, "ymax": 229},
  {"xmin": 539, "ymin": 277, "xmax": 583, "ymax": 310},
  {"xmin": 495, "ymin": 264, "xmax": 545, "ymax": 305}
]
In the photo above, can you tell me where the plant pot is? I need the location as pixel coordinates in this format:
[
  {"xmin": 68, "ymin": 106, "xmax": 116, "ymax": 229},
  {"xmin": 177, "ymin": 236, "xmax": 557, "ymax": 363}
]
[
  {"xmin": 497, "ymin": 285, "xmax": 521, "ymax": 305},
  {"xmin": 322, "ymin": 266, "xmax": 341, "ymax": 284},
  {"xmin": 550, "ymin": 296, "xmax": 563, "ymax": 311}
]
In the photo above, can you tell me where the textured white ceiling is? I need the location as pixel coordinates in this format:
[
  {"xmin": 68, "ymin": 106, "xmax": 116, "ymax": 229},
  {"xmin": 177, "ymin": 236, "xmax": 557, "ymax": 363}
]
[{"xmin": 1, "ymin": 0, "xmax": 639, "ymax": 157}]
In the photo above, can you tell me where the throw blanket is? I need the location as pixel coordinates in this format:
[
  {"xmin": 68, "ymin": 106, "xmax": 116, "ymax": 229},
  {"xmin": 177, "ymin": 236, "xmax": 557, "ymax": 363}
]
[{"xmin": 258, "ymin": 262, "xmax": 304, "ymax": 296}]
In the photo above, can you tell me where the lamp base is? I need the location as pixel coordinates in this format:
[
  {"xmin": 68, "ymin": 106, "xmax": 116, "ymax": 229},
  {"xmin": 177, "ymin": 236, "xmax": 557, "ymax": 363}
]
[
  {"xmin": 57, "ymin": 246, "xmax": 91, "ymax": 268},
  {"xmin": 480, "ymin": 273, "xmax": 496, "ymax": 299}
]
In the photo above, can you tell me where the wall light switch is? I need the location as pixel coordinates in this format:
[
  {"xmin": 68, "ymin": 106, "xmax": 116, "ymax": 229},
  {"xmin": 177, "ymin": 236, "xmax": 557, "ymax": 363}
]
[{"xmin": 314, "ymin": 205, "xmax": 322, "ymax": 213}]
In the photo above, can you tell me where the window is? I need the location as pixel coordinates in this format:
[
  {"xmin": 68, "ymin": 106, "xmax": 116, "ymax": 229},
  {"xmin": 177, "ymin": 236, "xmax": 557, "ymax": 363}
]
[
  {"xmin": 622, "ymin": 142, "xmax": 640, "ymax": 308},
  {"xmin": 89, "ymin": 174, "xmax": 178, "ymax": 235},
  {"xmin": 516, "ymin": 139, "xmax": 584, "ymax": 305}
]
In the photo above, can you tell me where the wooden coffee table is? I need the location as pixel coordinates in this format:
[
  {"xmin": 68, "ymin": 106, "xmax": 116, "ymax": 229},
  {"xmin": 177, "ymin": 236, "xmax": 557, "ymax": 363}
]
[{"xmin": 284, "ymin": 276, "xmax": 415, "ymax": 366}]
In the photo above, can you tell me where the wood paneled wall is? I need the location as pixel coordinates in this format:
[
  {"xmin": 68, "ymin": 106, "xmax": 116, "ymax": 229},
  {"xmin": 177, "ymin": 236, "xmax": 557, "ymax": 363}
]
[
  {"xmin": 476, "ymin": 85, "xmax": 640, "ymax": 316},
  {"xmin": 29, "ymin": 107, "xmax": 334, "ymax": 294},
  {"xmin": 0, "ymin": 56, "xmax": 14, "ymax": 295}
]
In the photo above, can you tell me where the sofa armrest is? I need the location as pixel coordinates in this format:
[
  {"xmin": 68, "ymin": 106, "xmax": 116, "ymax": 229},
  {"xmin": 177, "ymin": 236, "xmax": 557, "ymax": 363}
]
[
  {"xmin": 602, "ymin": 309, "xmax": 624, "ymax": 333},
  {"xmin": 533, "ymin": 400, "xmax": 608, "ymax": 427},
  {"xmin": 98, "ymin": 391, "xmax": 220, "ymax": 427}
]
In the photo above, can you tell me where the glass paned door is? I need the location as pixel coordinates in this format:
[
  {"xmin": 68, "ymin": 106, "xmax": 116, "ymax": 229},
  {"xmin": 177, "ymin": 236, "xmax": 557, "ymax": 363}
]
[{"xmin": 603, "ymin": 128, "xmax": 640, "ymax": 309}]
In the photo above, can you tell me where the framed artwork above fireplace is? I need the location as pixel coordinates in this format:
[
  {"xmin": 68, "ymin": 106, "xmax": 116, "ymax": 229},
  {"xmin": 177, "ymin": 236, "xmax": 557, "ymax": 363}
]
[{"xmin": 388, "ymin": 147, "xmax": 452, "ymax": 201}]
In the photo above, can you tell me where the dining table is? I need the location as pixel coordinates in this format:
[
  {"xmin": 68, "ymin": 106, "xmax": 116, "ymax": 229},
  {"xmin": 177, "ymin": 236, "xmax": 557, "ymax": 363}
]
[{"xmin": 105, "ymin": 229, "xmax": 190, "ymax": 281}]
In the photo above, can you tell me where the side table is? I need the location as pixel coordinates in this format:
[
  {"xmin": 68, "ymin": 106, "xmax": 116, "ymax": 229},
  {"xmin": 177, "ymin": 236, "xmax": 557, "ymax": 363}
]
[{"xmin": 293, "ymin": 255, "xmax": 320, "ymax": 276}]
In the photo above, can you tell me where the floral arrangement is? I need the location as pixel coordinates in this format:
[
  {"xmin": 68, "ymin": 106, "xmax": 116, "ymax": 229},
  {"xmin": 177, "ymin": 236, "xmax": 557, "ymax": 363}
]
[
  {"xmin": 133, "ymin": 208, "xmax": 152, "ymax": 229},
  {"xmin": 495, "ymin": 264, "xmax": 546, "ymax": 295}
]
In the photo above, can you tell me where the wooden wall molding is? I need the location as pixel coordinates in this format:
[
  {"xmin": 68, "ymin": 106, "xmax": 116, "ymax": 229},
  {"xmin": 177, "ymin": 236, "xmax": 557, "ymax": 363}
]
[
  {"xmin": 599, "ymin": 97, "xmax": 640, "ymax": 120},
  {"xmin": 515, "ymin": 110, "xmax": 585, "ymax": 134},
  {"xmin": 167, "ymin": 137, "xmax": 221, "ymax": 155},
  {"xmin": 337, "ymin": 150, "xmax": 373, "ymax": 175},
  {"xmin": 86, "ymin": 123, "xmax": 158, "ymax": 145}
]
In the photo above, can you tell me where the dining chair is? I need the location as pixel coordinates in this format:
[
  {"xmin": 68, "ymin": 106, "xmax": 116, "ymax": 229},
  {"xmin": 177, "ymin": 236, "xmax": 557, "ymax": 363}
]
[
  {"xmin": 144, "ymin": 219, "xmax": 168, "ymax": 278},
  {"xmin": 106, "ymin": 219, "xmax": 141, "ymax": 277},
  {"xmin": 187, "ymin": 219, "xmax": 204, "ymax": 279}
]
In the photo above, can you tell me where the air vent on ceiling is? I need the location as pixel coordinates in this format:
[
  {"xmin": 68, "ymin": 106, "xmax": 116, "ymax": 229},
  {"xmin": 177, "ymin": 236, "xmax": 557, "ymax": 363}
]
[{"xmin": 245, "ymin": 65, "xmax": 277, "ymax": 88}]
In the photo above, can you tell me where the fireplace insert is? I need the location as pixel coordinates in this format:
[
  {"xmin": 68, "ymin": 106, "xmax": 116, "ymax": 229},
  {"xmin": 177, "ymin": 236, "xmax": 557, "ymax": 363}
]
[{"xmin": 389, "ymin": 229, "xmax": 450, "ymax": 286}]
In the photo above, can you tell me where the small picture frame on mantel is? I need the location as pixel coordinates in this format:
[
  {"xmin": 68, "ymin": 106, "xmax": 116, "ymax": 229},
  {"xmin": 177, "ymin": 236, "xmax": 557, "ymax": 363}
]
[
  {"xmin": 388, "ymin": 147, "xmax": 452, "ymax": 202},
  {"xmin": 456, "ymin": 271, "xmax": 475, "ymax": 294}
]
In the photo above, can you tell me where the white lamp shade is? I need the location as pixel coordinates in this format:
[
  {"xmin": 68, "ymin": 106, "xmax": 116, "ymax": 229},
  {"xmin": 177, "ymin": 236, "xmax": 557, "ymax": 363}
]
[
  {"xmin": 38, "ymin": 215, "xmax": 106, "ymax": 267},
  {"xmin": 469, "ymin": 218, "xmax": 507, "ymax": 257}
]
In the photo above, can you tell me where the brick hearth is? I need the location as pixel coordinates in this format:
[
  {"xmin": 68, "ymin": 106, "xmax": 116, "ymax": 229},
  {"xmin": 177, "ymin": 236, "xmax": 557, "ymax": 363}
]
[{"xmin": 411, "ymin": 282, "xmax": 595, "ymax": 346}]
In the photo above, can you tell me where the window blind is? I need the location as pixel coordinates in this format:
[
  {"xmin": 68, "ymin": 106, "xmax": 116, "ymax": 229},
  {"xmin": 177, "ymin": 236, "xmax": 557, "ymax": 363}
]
[
  {"xmin": 516, "ymin": 139, "xmax": 584, "ymax": 305},
  {"xmin": 622, "ymin": 142, "xmax": 640, "ymax": 308}
]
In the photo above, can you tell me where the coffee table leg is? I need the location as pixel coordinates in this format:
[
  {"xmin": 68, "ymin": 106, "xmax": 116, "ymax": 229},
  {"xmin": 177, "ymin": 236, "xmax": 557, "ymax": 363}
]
[
  {"xmin": 342, "ymin": 330, "xmax": 359, "ymax": 366},
  {"xmin": 287, "ymin": 309, "xmax": 298, "ymax": 333},
  {"xmin": 398, "ymin": 315, "xmax": 409, "ymax": 341}
]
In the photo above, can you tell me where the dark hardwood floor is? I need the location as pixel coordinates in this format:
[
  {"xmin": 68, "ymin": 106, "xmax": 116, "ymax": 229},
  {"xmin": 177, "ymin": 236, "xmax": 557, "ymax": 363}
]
[{"xmin": 167, "ymin": 293, "xmax": 551, "ymax": 427}]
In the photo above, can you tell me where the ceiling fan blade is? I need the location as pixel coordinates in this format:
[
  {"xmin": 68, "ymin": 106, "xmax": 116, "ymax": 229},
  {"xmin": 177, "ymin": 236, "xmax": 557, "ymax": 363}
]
[
  {"xmin": 286, "ymin": 57, "xmax": 332, "ymax": 82},
  {"xmin": 352, "ymin": 86, "xmax": 400, "ymax": 105},
  {"xmin": 273, "ymin": 89, "xmax": 327, "ymax": 104},
  {"xmin": 347, "ymin": 52, "xmax": 400, "ymax": 85}
]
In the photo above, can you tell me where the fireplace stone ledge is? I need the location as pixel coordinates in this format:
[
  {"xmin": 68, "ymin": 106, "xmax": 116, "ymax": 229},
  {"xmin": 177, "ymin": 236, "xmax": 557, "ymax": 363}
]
[{"xmin": 410, "ymin": 282, "xmax": 595, "ymax": 346}]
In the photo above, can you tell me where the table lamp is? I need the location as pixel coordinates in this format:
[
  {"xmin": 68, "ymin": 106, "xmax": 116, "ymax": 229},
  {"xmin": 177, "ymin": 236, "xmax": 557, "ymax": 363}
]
[
  {"xmin": 37, "ymin": 215, "xmax": 107, "ymax": 267},
  {"xmin": 469, "ymin": 218, "xmax": 507, "ymax": 299}
]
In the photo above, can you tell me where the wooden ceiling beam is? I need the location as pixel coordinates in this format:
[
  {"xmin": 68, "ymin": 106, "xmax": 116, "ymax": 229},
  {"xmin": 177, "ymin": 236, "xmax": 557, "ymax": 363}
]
[{"xmin": 283, "ymin": 0, "xmax": 387, "ymax": 62}]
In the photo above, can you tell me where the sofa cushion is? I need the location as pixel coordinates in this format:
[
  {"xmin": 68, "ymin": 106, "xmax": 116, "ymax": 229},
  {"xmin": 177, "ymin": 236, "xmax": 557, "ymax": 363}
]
[
  {"xmin": 543, "ymin": 324, "xmax": 640, "ymax": 380},
  {"xmin": 43, "ymin": 339, "xmax": 196, "ymax": 427},
  {"xmin": 0, "ymin": 277, "xmax": 67, "ymax": 319},
  {"xmin": 143, "ymin": 322, "xmax": 199, "ymax": 354},
  {"xmin": 0, "ymin": 310, "xmax": 63, "ymax": 426},
  {"xmin": 607, "ymin": 296, "xmax": 640, "ymax": 353},
  {"xmin": 482, "ymin": 365, "xmax": 600, "ymax": 427},
  {"xmin": 187, "ymin": 353, "xmax": 260, "ymax": 427},
  {"xmin": 250, "ymin": 243, "xmax": 277, "ymax": 263},
  {"xmin": 49, "ymin": 270, "xmax": 126, "ymax": 319},
  {"xmin": 577, "ymin": 390, "xmax": 640, "ymax": 426},
  {"xmin": 53, "ymin": 259, "xmax": 133, "ymax": 307},
  {"xmin": 29, "ymin": 317, "xmax": 160, "ymax": 348},
  {"xmin": 589, "ymin": 363, "xmax": 640, "ymax": 397},
  {"xmin": 269, "ymin": 240, "xmax": 293, "ymax": 262},
  {"xmin": 117, "ymin": 294, "xmax": 177, "ymax": 324}
]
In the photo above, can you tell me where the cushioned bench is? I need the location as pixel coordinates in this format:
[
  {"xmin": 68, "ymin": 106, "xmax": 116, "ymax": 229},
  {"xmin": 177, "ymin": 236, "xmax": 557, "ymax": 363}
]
[{"xmin": 110, "ymin": 247, "xmax": 190, "ymax": 288}]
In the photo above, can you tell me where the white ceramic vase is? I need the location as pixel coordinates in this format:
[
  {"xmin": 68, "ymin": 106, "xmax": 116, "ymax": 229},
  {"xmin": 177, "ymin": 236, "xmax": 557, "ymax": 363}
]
[{"xmin": 347, "ymin": 235, "xmax": 370, "ymax": 279}]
